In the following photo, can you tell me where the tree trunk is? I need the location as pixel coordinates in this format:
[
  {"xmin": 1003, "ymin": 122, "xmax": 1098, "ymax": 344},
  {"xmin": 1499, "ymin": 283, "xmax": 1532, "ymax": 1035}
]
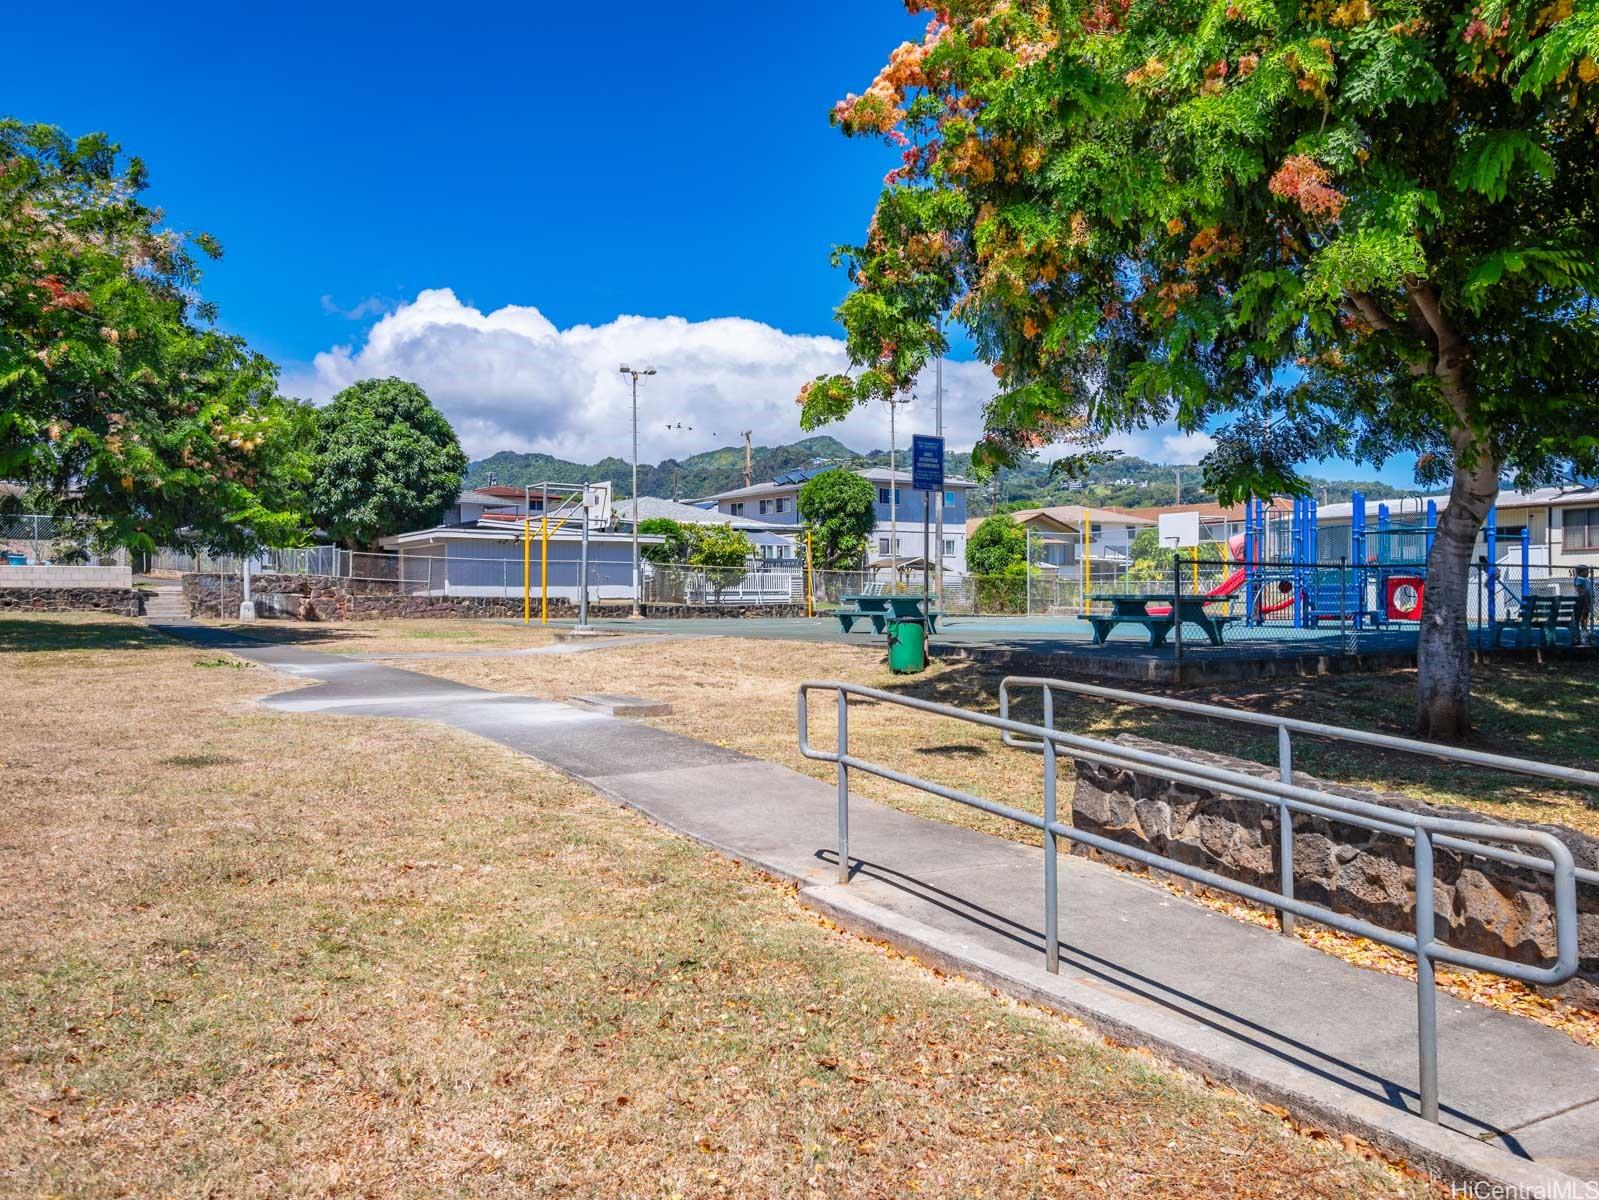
[{"xmin": 1415, "ymin": 447, "xmax": 1498, "ymax": 740}]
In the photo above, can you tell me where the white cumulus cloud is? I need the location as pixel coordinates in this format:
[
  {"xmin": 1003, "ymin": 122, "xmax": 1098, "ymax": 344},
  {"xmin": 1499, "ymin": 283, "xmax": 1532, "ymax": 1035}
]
[
  {"xmin": 283, "ymin": 288, "xmax": 1212, "ymax": 471},
  {"xmin": 283, "ymin": 288, "xmax": 1004, "ymax": 465}
]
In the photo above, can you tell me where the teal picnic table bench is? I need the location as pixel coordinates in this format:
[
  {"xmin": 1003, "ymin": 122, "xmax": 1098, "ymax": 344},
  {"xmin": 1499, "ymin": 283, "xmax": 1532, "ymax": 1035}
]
[
  {"xmin": 1493, "ymin": 594, "xmax": 1582, "ymax": 648},
  {"xmin": 835, "ymin": 594, "xmax": 891, "ymax": 634},
  {"xmin": 1083, "ymin": 594, "xmax": 1234, "ymax": 648},
  {"xmin": 835, "ymin": 593, "xmax": 943, "ymax": 635}
]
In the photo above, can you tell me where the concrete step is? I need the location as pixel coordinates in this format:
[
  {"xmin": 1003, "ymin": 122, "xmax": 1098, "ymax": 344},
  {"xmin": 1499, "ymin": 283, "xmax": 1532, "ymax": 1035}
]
[{"xmin": 141, "ymin": 589, "xmax": 187, "ymax": 619}]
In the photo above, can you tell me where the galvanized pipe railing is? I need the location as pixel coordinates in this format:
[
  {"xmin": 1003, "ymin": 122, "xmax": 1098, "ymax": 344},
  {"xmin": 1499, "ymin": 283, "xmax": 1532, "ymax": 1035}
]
[
  {"xmin": 796, "ymin": 680, "xmax": 1581, "ymax": 1125},
  {"xmin": 998, "ymin": 675, "xmax": 1599, "ymax": 939}
]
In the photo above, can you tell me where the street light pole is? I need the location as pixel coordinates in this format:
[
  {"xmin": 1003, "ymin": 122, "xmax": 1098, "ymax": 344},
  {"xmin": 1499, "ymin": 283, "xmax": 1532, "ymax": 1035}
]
[
  {"xmin": 883, "ymin": 393, "xmax": 912, "ymax": 584},
  {"xmin": 619, "ymin": 364, "xmax": 657, "ymax": 618}
]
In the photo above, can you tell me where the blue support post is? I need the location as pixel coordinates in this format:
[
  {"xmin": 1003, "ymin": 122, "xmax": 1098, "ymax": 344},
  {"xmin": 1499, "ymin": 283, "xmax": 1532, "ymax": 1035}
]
[
  {"xmin": 1377, "ymin": 503, "xmax": 1392, "ymax": 566},
  {"xmin": 1309, "ymin": 497, "xmax": 1320, "ymax": 626},
  {"xmin": 1425, "ymin": 499, "xmax": 1438, "ymax": 564},
  {"xmin": 1285, "ymin": 499, "xmax": 1298, "ymax": 630},
  {"xmin": 1291, "ymin": 497, "xmax": 1303, "ymax": 627},
  {"xmin": 1245, "ymin": 498, "xmax": 1260, "ymax": 625},
  {"xmin": 1485, "ymin": 505, "xmax": 1499, "ymax": 635},
  {"xmin": 1351, "ymin": 491, "xmax": 1366, "ymax": 629}
]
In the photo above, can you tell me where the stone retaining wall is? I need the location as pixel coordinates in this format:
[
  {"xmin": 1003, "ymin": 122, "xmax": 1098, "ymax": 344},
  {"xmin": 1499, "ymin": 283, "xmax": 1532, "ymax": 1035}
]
[
  {"xmin": 182, "ymin": 573, "xmax": 578, "ymax": 621},
  {"xmin": 1071, "ymin": 734, "xmax": 1599, "ymax": 1010},
  {"xmin": 640, "ymin": 603, "xmax": 807, "ymax": 619},
  {"xmin": 0, "ymin": 586, "xmax": 142, "ymax": 616},
  {"xmin": 181, "ymin": 573, "xmax": 805, "ymax": 622}
]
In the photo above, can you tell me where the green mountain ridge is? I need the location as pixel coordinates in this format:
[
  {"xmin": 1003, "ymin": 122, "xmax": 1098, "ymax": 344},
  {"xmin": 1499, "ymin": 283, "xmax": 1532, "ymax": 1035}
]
[{"xmin": 466, "ymin": 439, "xmax": 1418, "ymax": 515}]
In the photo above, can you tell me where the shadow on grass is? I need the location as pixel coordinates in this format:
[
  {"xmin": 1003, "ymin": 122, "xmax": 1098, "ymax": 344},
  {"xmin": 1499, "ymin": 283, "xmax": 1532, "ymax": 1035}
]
[
  {"xmin": 188, "ymin": 622, "xmax": 392, "ymax": 648},
  {"xmin": 872, "ymin": 652, "xmax": 1599, "ymax": 820},
  {"xmin": 0, "ymin": 618, "xmax": 164, "ymax": 654}
]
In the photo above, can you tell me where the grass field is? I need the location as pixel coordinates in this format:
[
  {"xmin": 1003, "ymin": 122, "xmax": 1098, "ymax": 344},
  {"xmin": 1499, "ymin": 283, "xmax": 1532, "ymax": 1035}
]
[
  {"xmin": 0, "ymin": 614, "xmax": 1432, "ymax": 1198},
  {"xmin": 193, "ymin": 617, "xmax": 560, "ymax": 656},
  {"xmin": 397, "ymin": 629, "xmax": 1599, "ymax": 1044},
  {"xmin": 394, "ymin": 632, "xmax": 1599, "ymax": 840}
]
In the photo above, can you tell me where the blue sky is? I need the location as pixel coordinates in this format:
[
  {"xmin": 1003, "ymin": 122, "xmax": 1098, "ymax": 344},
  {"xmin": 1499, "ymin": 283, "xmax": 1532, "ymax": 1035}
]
[{"xmin": 8, "ymin": 0, "xmax": 1414, "ymax": 484}]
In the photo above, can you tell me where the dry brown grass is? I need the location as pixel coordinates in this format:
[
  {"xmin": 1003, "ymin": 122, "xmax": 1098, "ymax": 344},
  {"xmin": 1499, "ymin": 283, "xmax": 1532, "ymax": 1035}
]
[
  {"xmin": 157, "ymin": 619, "xmax": 1599, "ymax": 842},
  {"xmin": 405, "ymin": 634, "xmax": 1599, "ymax": 1045},
  {"xmin": 0, "ymin": 614, "xmax": 1433, "ymax": 1198},
  {"xmin": 194, "ymin": 616, "xmax": 560, "ymax": 656},
  {"xmin": 397, "ymin": 635, "xmax": 1599, "ymax": 840}
]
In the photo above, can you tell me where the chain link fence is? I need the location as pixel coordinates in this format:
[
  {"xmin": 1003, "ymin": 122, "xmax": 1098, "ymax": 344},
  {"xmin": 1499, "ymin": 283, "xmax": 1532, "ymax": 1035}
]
[
  {"xmin": 1, "ymin": 515, "xmax": 128, "ymax": 567},
  {"xmin": 126, "ymin": 535, "xmax": 1599, "ymax": 649}
]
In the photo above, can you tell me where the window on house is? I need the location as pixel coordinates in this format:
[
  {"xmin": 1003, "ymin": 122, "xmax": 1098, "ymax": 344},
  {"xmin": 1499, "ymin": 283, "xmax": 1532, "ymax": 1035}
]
[
  {"xmin": 759, "ymin": 499, "xmax": 773, "ymax": 515},
  {"xmin": 775, "ymin": 497, "xmax": 787, "ymax": 513},
  {"xmin": 878, "ymin": 488, "xmax": 891, "ymax": 505},
  {"xmin": 730, "ymin": 502, "xmax": 744, "ymax": 516},
  {"xmin": 878, "ymin": 537, "xmax": 891, "ymax": 556},
  {"xmin": 944, "ymin": 490, "xmax": 956, "ymax": 506},
  {"xmin": 943, "ymin": 538, "xmax": 956, "ymax": 556},
  {"xmin": 1566, "ymin": 508, "xmax": 1599, "ymax": 551}
]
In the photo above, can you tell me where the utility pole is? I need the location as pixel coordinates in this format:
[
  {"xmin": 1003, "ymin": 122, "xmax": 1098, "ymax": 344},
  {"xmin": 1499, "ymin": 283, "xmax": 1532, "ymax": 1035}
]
[
  {"xmin": 1175, "ymin": 468, "xmax": 1183, "ymax": 506},
  {"xmin": 742, "ymin": 430, "xmax": 753, "ymax": 489},
  {"xmin": 619, "ymin": 364, "xmax": 657, "ymax": 617}
]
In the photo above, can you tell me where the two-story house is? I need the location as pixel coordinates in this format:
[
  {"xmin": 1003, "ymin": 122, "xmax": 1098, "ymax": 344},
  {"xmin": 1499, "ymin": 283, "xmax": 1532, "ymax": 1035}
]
[{"xmin": 703, "ymin": 466, "xmax": 977, "ymax": 577}]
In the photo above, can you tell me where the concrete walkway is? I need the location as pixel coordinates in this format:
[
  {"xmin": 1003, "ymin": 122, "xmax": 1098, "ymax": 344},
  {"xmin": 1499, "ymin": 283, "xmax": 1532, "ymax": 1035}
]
[{"xmin": 153, "ymin": 622, "xmax": 1599, "ymax": 1190}]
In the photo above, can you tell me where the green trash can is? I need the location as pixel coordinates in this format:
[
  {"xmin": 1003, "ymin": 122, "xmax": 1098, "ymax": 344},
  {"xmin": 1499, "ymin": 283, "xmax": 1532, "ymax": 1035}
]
[{"xmin": 886, "ymin": 617, "xmax": 928, "ymax": 674}]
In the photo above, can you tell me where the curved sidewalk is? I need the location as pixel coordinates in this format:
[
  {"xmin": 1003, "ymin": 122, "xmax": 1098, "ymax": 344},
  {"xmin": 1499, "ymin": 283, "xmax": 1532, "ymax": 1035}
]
[{"xmin": 154, "ymin": 622, "xmax": 1599, "ymax": 1191}]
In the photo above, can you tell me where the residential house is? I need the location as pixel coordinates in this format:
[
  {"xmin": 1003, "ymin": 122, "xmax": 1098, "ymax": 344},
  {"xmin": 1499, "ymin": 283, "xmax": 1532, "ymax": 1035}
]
[
  {"xmin": 1316, "ymin": 487, "xmax": 1599, "ymax": 569},
  {"xmin": 379, "ymin": 485, "xmax": 657, "ymax": 601},
  {"xmin": 703, "ymin": 466, "xmax": 978, "ymax": 576},
  {"xmin": 972, "ymin": 505, "xmax": 1154, "ymax": 580},
  {"xmin": 608, "ymin": 496, "xmax": 802, "ymax": 564}
]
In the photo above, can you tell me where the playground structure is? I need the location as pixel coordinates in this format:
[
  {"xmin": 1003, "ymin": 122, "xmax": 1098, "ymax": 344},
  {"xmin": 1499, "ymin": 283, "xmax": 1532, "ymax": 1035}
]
[{"xmin": 1225, "ymin": 493, "xmax": 1557, "ymax": 636}]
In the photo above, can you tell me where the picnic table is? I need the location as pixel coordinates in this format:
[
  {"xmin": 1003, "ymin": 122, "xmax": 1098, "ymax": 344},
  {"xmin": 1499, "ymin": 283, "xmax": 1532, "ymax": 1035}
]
[
  {"xmin": 835, "ymin": 593, "xmax": 942, "ymax": 635},
  {"xmin": 1082, "ymin": 594, "xmax": 1234, "ymax": 648},
  {"xmin": 1493, "ymin": 594, "xmax": 1583, "ymax": 648}
]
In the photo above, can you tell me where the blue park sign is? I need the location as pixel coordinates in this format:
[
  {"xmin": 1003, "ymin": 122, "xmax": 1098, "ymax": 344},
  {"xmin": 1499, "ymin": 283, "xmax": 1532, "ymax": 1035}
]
[{"xmin": 911, "ymin": 434, "xmax": 945, "ymax": 492}]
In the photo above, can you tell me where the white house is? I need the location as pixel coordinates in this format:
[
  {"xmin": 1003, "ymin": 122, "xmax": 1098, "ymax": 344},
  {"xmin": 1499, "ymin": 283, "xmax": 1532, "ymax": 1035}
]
[
  {"xmin": 1316, "ymin": 487, "xmax": 1599, "ymax": 569},
  {"xmin": 702, "ymin": 465, "xmax": 978, "ymax": 576},
  {"xmin": 380, "ymin": 485, "xmax": 655, "ymax": 601},
  {"xmin": 608, "ymin": 496, "xmax": 803, "ymax": 564}
]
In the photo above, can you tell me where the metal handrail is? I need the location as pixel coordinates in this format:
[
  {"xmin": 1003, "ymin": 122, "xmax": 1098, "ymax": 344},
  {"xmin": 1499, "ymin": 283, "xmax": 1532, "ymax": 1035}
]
[
  {"xmin": 796, "ymin": 680, "xmax": 1580, "ymax": 1125},
  {"xmin": 996, "ymin": 675, "xmax": 1599, "ymax": 918}
]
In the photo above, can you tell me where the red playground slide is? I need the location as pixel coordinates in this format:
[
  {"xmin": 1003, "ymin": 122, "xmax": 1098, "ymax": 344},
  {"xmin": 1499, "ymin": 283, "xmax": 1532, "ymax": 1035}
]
[{"xmin": 1147, "ymin": 534, "xmax": 1250, "ymax": 616}]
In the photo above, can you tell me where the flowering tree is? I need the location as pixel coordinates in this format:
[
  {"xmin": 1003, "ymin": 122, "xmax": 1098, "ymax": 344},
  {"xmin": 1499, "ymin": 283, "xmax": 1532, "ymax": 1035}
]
[
  {"xmin": 0, "ymin": 121, "xmax": 313, "ymax": 554},
  {"xmin": 804, "ymin": 0, "xmax": 1599, "ymax": 736}
]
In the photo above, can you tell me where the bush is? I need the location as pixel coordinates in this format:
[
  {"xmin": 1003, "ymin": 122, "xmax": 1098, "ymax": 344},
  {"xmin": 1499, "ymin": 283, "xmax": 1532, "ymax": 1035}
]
[{"xmin": 967, "ymin": 514, "xmax": 1027, "ymax": 575}]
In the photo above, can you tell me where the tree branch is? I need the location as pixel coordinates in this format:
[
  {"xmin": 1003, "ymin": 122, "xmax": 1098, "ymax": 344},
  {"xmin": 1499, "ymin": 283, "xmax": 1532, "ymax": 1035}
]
[{"xmin": 1346, "ymin": 290, "xmax": 1402, "ymax": 332}]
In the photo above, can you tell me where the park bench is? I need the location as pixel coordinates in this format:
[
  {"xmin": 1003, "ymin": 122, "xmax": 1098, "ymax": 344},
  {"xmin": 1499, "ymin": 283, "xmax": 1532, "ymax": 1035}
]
[
  {"xmin": 1494, "ymin": 594, "xmax": 1583, "ymax": 648},
  {"xmin": 1083, "ymin": 594, "xmax": 1235, "ymax": 648}
]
